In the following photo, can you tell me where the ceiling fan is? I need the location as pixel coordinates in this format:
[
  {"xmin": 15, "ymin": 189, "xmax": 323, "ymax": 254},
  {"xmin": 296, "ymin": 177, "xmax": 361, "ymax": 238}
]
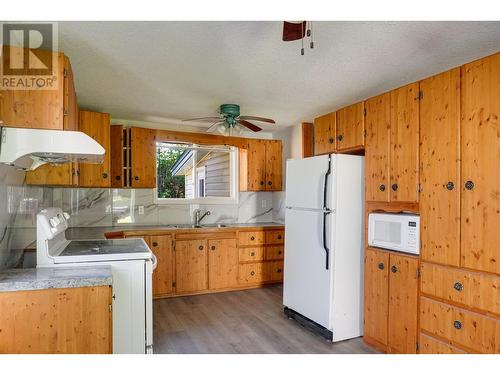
[{"xmin": 182, "ymin": 104, "xmax": 275, "ymax": 136}]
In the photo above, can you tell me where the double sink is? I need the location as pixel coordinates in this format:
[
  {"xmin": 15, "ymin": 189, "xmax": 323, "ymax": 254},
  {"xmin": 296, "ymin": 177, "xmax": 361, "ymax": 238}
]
[{"xmin": 165, "ymin": 223, "xmax": 229, "ymax": 229}]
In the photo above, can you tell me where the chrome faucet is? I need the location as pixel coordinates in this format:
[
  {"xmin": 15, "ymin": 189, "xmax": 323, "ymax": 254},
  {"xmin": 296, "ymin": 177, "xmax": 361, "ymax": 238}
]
[{"xmin": 194, "ymin": 209, "xmax": 211, "ymax": 225}]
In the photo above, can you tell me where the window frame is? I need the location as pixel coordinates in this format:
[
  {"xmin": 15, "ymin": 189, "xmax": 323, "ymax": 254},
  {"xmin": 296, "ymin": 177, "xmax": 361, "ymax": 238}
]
[{"xmin": 155, "ymin": 143, "xmax": 239, "ymax": 205}]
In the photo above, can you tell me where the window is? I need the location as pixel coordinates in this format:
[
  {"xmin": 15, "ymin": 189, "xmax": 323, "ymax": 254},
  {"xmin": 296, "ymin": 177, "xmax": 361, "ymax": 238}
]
[{"xmin": 156, "ymin": 142, "xmax": 238, "ymax": 204}]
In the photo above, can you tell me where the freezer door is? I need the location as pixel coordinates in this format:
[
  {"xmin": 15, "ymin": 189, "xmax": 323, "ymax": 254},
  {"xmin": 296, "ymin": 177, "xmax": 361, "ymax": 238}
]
[
  {"xmin": 285, "ymin": 155, "xmax": 331, "ymax": 210},
  {"xmin": 283, "ymin": 208, "xmax": 333, "ymax": 329}
]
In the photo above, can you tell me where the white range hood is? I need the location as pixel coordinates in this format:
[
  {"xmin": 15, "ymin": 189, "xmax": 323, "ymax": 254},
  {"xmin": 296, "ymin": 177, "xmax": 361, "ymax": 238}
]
[{"xmin": 0, "ymin": 126, "xmax": 105, "ymax": 170}]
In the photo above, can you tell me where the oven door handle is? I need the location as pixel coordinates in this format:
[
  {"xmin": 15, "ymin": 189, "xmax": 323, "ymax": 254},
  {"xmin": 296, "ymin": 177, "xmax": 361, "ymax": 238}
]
[{"xmin": 151, "ymin": 253, "xmax": 158, "ymax": 270}]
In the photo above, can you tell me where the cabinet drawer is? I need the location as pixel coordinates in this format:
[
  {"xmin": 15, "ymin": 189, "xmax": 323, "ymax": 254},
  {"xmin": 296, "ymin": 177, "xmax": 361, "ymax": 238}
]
[
  {"xmin": 238, "ymin": 231, "xmax": 265, "ymax": 246},
  {"xmin": 420, "ymin": 297, "xmax": 500, "ymax": 353},
  {"xmin": 238, "ymin": 263, "xmax": 266, "ymax": 284},
  {"xmin": 265, "ymin": 230, "xmax": 284, "ymax": 244},
  {"xmin": 266, "ymin": 246, "xmax": 284, "ymax": 260},
  {"xmin": 419, "ymin": 333, "xmax": 467, "ymax": 354},
  {"xmin": 421, "ymin": 262, "xmax": 500, "ymax": 316},
  {"xmin": 239, "ymin": 247, "xmax": 265, "ymax": 262},
  {"xmin": 266, "ymin": 261, "xmax": 284, "ymax": 281}
]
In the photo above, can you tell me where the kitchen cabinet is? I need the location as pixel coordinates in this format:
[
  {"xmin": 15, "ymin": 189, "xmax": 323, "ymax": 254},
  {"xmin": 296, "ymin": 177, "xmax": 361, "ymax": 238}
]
[
  {"xmin": 239, "ymin": 139, "xmax": 282, "ymax": 191},
  {"xmin": 365, "ymin": 93, "xmax": 391, "ymax": 202},
  {"xmin": 174, "ymin": 239, "xmax": 208, "ymax": 294},
  {"xmin": 208, "ymin": 238, "xmax": 238, "ymax": 290},
  {"xmin": 364, "ymin": 248, "xmax": 418, "ymax": 353},
  {"xmin": 0, "ymin": 286, "xmax": 112, "ymax": 354},
  {"xmin": 148, "ymin": 235, "xmax": 174, "ymax": 297},
  {"xmin": 130, "ymin": 127, "xmax": 157, "ymax": 188},
  {"xmin": 336, "ymin": 102, "xmax": 365, "ymax": 151},
  {"xmin": 419, "ymin": 68, "xmax": 461, "ymax": 266},
  {"xmin": 390, "ymin": 83, "xmax": 419, "ymax": 202},
  {"xmin": 461, "ymin": 53, "xmax": 500, "ymax": 275},
  {"xmin": 419, "ymin": 334, "xmax": 467, "ymax": 354},
  {"xmin": 313, "ymin": 112, "xmax": 336, "ymax": 155},
  {"xmin": 78, "ymin": 110, "xmax": 111, "ymax": 188},
  {"xmin": 110, "ymin": 125, "xmax": 125, "ymax": 187}
]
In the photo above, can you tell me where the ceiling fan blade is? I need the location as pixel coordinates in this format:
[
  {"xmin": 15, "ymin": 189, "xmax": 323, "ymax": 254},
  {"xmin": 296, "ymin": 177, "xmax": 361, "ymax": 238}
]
[
  {"xmin": 239, "ymin": 116, "xmax": 275, "ymax": 124},
  {"xmin": 237, "ymin": 119, "xmax": 262, "ymax": 132},
  {"xmin": 182, "ymin": 117, "xmax": 222, "ymax": 122},
  {"xmin": 206, "ymin": 121, "xmax": 224, "ymax": 133},
  {"xmin": 282, "ymin": 21, "xmax": 306, "ymax": 41}
]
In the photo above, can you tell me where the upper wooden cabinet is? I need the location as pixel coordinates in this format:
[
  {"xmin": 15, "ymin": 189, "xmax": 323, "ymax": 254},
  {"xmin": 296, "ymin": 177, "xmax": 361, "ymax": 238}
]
[
  {"xmin": 336, "ymin": 102, "xmax": 365, "ymax": 151},
  {"xmin": 0, "ymin": 52, "xmax": 77, "ymax": 130},
  {"xmin": 130, "ymin": 127, "xmax": 157, "ymax": 188},
  {"xmin": 461, "ymin": 53, "xmax": 500, "ymax": 275},
  {"xmin": 419, "ymin": 68, "xmax": 461, "ymax": 267},
  {"xmin": 78, "ymin": 110, "xmax": 111, "ymax": 188},
  {"xmin": 313, "ymin": 113, "xmax": 336, "ymax": 155},
  {"xmin": 239, "ymin": 139, "xmax": 282, "ymax": 191}
]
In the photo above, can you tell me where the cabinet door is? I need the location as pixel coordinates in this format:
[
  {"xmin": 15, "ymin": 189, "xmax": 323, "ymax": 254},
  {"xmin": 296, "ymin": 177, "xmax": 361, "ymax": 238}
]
[
  {"xmin": 78, "ymin": 110, "xmax": 111, "ymax": 187},
  {"xmin": 149, "ymin": 235, "xmax": 174, "ymax": 297},
  {"xmin": 110, "ymin": 125, "xmax": 124, "ymax": 188},
  {"xmin": 314, "ymin": 113, "xmax": 336, "ymax": 155},
  {"xmin": 420, "ymin": 69, "xmax": 461, "ymax": 266},
  {"xmin": 461, "ymin": 53, "xmax": 500, "ymax": 274},
  {"xmin": 130, "ymin": 127, "xmax": 157, "ymax": 188},
  {"xmin": 336, "ymin": 102, "xmax": 364, "ymax": 151},
  {"xmin": 175, "ymin": 239, "xmax": 207, "ymax": 294},
  {"xmin": 388, "ymin": 253, "xmax": 419, "ymax": 353},
  {"xmin": 365, "ymin": 93, "xmax": 391, "ymax": 202},
  {"xmin": 240, "ymin": 139, "xmax": 266, "ymax": 191},
  {"xmin": 265, "ymin": 140, "xmax": 282, "ymax": 191},
  {"xmin": 364, "ymin": 248, "xmax": 389, "ymax": 346},
  {"xmin": 208, "ymin": 239, "xmax": 238, "ymax": 290},
  {"xmin": 390, "ymin": 83, "xmax": 419, "ymax": 202}
]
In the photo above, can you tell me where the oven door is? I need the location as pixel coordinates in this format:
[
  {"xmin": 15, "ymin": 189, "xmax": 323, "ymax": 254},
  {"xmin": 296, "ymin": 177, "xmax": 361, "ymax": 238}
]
[{"xmin": 145, "ymin": 256, "xmax": 155, "ymax": 354}]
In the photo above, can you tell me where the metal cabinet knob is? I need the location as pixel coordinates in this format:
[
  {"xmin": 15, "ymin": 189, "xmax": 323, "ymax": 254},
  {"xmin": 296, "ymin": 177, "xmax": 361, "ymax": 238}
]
[
  {"xmin": 328, "ymin": 137, "xmax": 334, "ymax": 144},
  {"xmin": 277, "ymin": 268, "xmax": 282, "ymax": 273},
  {"xmin": 260, "ymin": 181, "xmax": 264, "ymax": 186},
  {"xmin": 277, "ymin": 235, "xmax": 282, "ymax": 240},
  {"xmin": 250, "ymin": 236, "xmax": 255, "ymax": 241},
  {"xmin": 198, "ymin": 245, "xmax": 204, "ymax": 251},
  {"xmin": 446, "ymin": 181, "xmax": 455, "ymax": 190},
  {"xmin": 152, "ymin": 242, "xmax": 158, "ymax": 247},
  {"xmin": 278, "ymin": 251, "xmax": 282, "ymax": 255},
  {"xmin": 453, "ymin": 320, "xmax": 462, "ymax": 330},
  {"xmin": 391, "ymin": 183, "xmax": 398, "ymax": 191},
  {"xmin": 115, "ymin": 175, "xmax": 121, "ymax": 181},
  {"xmin": 454, "ymin": 282, "xmax": 463, "ymax": 291},
  {"xmin": 268, "ymin": 181, "xmax": 272, "ymax": 186},
  {"xmin": 102, "ymin": 172, "xmax": 109, "ymax": 179},
  {"xmin": 378, "ymin": 263, "xmax": 385, "ymax": 270},
  {"xmin": 391, "ymin": 265, "xmax": 398, "ymax": 273},
  {"xmin": 379, "ymin": 184, "xmax": 386, "ymax": 192},
  {"xmin": 211, "ymin": 245, "xmax": 216, "ymax": 251},
  {"xmin": 337, "ymin": 134, "xmax": 343, "ymax": 141},
  {"xmin": 250, "ymin": 252, "xmax": 255, "ymax": 256},
  {"xmin": 250, "ymin": 271, "xmax": 255, "ymax": 276},
  {"xmin": 465, "ymin": 180, "xmax": 474, "ymax": 190},
  {"xmin": 134, "ymin": 176, "xmax": 140, "ymax": 181}
]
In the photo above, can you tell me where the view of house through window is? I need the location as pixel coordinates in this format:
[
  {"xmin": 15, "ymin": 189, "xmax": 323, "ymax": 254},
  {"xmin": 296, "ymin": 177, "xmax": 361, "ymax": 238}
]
[{"xmin": 156, "ymin": 142, "xmax": 234, "ymax": 201}]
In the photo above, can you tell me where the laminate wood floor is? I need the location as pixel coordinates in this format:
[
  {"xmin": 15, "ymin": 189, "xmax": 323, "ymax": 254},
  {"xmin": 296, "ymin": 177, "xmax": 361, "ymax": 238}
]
[{"xmin": 153, "ymin": 284, "xmax": 379, "ymax": 354}]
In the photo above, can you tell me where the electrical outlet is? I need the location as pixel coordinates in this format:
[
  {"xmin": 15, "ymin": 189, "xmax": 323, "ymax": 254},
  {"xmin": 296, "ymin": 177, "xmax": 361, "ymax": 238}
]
[
  {"xmin": 261, "ymin": 199, "xmax": 267, "ymax": 209},
  {"xmin": 138, "ymin": 205, "xmax": 145, "ymax": 215}
]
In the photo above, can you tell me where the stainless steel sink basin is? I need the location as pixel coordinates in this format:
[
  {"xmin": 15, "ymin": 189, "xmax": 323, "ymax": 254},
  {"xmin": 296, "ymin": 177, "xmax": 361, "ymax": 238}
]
[{"xmin": 169, "ymin": 223, "xmax": 229, "ymax": 229}]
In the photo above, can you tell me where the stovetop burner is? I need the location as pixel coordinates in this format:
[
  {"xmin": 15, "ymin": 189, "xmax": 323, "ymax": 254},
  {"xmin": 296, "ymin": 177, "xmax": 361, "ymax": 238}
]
[{"xmin": 59, "ymin": 239, "xmax": 150, "ymax": 257}]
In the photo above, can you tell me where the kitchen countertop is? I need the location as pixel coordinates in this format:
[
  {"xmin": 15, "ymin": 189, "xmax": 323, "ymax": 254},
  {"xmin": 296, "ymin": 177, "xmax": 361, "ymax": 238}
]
[{"xmin": 0, "ymin": 266, "xmax": 113, "ymax": 292}]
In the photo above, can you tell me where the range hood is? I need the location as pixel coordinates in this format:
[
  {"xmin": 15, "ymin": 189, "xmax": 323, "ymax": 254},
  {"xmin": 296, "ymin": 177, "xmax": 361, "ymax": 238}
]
[{"xmin": 0, "ymin": 126, "xmax": 105, "ymax": 170}]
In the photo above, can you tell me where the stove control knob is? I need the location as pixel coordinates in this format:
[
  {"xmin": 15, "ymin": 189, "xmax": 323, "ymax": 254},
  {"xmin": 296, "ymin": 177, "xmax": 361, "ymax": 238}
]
[
  {"xmin": 49, "ymin": 217, "xmax": 59, "ymax": 227},
  {"xmin": 63, "ymin": 212, "xmax": 70, "ymax": 220}
]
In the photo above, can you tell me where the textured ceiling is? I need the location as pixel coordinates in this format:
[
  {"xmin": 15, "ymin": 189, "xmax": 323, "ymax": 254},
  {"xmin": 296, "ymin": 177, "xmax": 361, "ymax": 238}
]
[{"xmin": 59, "ymin": 21, "xmax": 500, "ymax": 131}]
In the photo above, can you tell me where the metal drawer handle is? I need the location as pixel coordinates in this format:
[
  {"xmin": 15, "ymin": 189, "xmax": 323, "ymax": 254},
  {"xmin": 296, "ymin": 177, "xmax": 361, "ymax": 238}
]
[
  {"xmin": 102, "ymin": 172, "xmax": 108, "ymax": 179},
  {"xmin": 250, "ymin": 271, "xmax": 255, "ymax": 276},
  {"xmin": 454, "ymin": 282, "xmax": 463, "ymax": 291},
  {"xmin": 268, "ymin": 181, "xmax": 272, "ymax": 186},
  {"xmin": 198, "ymin": 245, "xmax": 204, "ymax": 250},
  {"xmin": 391, "ymin": 265, "xmax": 398, "ymax": 273},
  {"xmin": 260, "ymin": 181, "xmax": 264, "ymax": 186},
  {"xmin": 379, "ymin": 184, "xmax": 386, "ymax": 192},
  {"xmin": 391, "ymin": 183, "xmax": 398, "ymax": 191},
  {"xmin": 134, "ymin": 176, "xmax": 139, "ymax": 181},
  {"xmin": 446, "ymin": 181, "xmax": 455, "ymax": 190},
  {"xmin": 250, "ymin": 236, "xmax": 255, "ymax": 240},
  {"xmin": 328, "ymin": 137, "xmax": 334, "ymax": 144},
  {"xmin": 378, "ymin": 263, "xmax": 385, "ymax": 270},
  {"xmin": 250, "ymin": 252, "xmax": 255, "ymax": 256},
  {"xmin": 211, "ymin": 246, "xmax": 216, "ymax": 251},
  {"xmin": 465, "ymin": 180, "xmax": 474, "ymax": 190},
  {"xmin": 152, "ymin": 242, "xmax": 158, "ymax": 247},
  {"xmin": 278, "ymin": 250, "xmax": 282, "ymax": 255},
  {"xmin": 337, "ymin": 134, "xmax": 343, "ymax": 141},
  {"xmin": 453, "ymin": 320, "xmax": 462, "ymax": 330},
  {"xmin": 277, "ymin": 235, "xmax": 282, "ymax": 240},
  {"xmin": 277, "ymin": 268, "xmax": 282, "ymax": 273}
]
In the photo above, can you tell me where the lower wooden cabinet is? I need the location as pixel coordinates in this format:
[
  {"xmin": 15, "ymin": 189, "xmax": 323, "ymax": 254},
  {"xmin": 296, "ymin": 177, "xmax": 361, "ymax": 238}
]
[
  {"xmin": 208, "ymin": 238, "xmax": 238, "ymax": 290},
  {"xmin": 0, "ymin": 286, "xmax": 112, "ymax": 354},
  {"xmin": 175, "ymin": 239, "xmax": 208, "ymax": 294},
  {"xmin": 364, "ymin": 247, "xmax": 419, "ymax": 353},
  {"xmin": 419, "ymin": 333, "xmax": 467, "ymax": 354},
  {"xmin": 147, "ymin": 235, "xmax": 174, "ymax": 298}
]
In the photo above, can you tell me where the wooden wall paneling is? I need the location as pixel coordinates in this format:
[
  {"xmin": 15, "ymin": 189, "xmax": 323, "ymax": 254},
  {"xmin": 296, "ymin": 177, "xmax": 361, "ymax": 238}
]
[
  {"xmin": 78, "ymin": 110, "xmax": 111, "ymax": 187},
  {"xmin": 110, "ymin": 125, "xmax": 124, "ymax": 187},
  {"xmin": 461, "ymin": 53, "xmax": 500, "ymax": 274},
  {"xmin": 156, "ymin": 128, "xmax": 248, "ymax": 149},
  {"xmin": 130, "ymin": 127, "xmax": 157, "ymax": 188},
  {"xmin": 243, "ymin": 139, "xmax": 266, "ymax": 191},
  {"xmin": 336, "ymin": 102, "xmax": 365, "ymax": 151},
  {"xmin": 208, "ymin": 238, "xmax": 238, "ymax": 290},
  {"xmin": 149, "ymin": 235, "xmax": 174, "ymax": 297},
  {"xmin": 313, "ymin": 113, "xmax": 336, "ymax": 155},
  {"xmin": 388, "ymin": 253, "xmax": 419, "ymax": 353},
  {"xmin": 419, "ymin": 68, "xmax": 461, "ymax": 266},
  {"xmin": 174, "ymin": 239, "xmax": 208, "ymax": 294},
  {"xmin": 390, "ymin": 83, "xmax": 420, "ymax": 202},
  {"xmin": 365, "ymin": 93, "xmax": 391, "ymax": 202},
  {"xmin": 265, "ymin": 140, "xmax": 282, "ymax": 190},
  {"xmin": 364, "ymin": 248, "xmax": 390, "ymax": 346},
  {"xmin": 301, "ymin": 122, "xmax": 314, "ymax": 158}
]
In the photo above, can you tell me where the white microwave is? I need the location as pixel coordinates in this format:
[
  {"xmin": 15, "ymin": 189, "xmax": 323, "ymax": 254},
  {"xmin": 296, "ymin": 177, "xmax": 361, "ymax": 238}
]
[{"xmin": 368, "ymin": 213, "xmax": 420, "ymax": 255}]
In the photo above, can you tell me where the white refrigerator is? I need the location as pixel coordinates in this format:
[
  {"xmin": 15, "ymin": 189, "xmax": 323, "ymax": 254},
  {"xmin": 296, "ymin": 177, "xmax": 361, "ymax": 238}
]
[{"xmin": 283, "ymin": 153, "xmax": 364, "ymax": 342}]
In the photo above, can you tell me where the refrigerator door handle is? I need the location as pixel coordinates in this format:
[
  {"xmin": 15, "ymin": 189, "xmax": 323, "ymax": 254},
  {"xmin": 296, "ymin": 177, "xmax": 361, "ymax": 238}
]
[{"xmin": 322, "ymin": 155, "xmax": 332, "ymax": 270}]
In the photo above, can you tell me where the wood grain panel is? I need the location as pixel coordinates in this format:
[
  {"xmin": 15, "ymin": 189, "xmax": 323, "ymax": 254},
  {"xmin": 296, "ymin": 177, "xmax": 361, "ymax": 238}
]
[
  {"xmin": 266, "ymin": 261, "xmax": 284, "ymax": 281},
  {"xmin": 110, "ymin": 125, "xmax": 124, "ymax": 187},
  {"xmin": 265, "ymin": 246, "xmax": 284, "ymax": 260},
  {"xmin": 390, "ymin": 83, "xmax": 419, "ymax": 202},
  {"xmin": 130, "ymin": 127, "xmax": 157, "ymax": 188},
  {"xmin": 314, "ymin": 113, "xmax": 336, "ymax": 155},
  {"xmin": 265, "ymin": 140, "xmax": 282, "ymax": 191},
  {"xmin": 419, "ymin": 333, "xmax": 467, "ymax": 354},
  {"xmin": 238, "ymin": 230, "xmax": 265, "ymax": 246},
  {"xmin": 421, "ymin": 262, "xmax": 500, "ymax": 316},
  {"xmin": 365, "ymin": 93, "xmax": 391, "ymax": 202},
  {"xmin": 336, "ymin": 102, "xmax": 364, "ymax": 151},
  {"xmin": 175, "ymin": 239, "xmax": 208, "ymax": 294},
  {"xmin": 240, "ymin": 139, "xmax": 266, "ymax": 191},
  {"xmin": 149, "ymin": 235, "xmax": 174, "ymax": 297},
  {"xmin": 364, "ymin": 248, "xmax": 389, "ymax": 346},
  {"xmin": 0, "ymin": 286, "xmax": 111, "ymax": 354},
  {"xmin": 419, "ymin": 68, "xmax": 461, "ymax": 266},
  {"xmin": 265, "ymin": 230, "xmax": 284, "ymax": 244},
  {"xmin": 78, "ymin": 110, "xmax": 111, "ymax": 187},
  {"xmin": 301, "ymin": 122, "xmax": 314, "ymax": 158},
  {"xmin": 239, "ymin": 247, "xmax": 265, "ymax": 262},
  {"xmin": 388, "ymin": 252, "xmax": 419, "ymax": 353},
  {"xmin": 420, "ymin": 297, "xmax": 500, "ymax": 353},
  {"xmin": 208, "ymin": 238, "xmax": 238, "ymax": 290},
  {"xmin": 461, "ymin": 53, "xmax": 500, "ymax": 274},
  {"xmin": 238, "ymin": 262, "xmax": 267, "ymax": 285}
]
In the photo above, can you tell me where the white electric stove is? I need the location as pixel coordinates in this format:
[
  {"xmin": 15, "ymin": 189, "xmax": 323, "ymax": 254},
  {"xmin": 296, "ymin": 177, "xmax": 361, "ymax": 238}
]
[{"xmin": 36, "ymin": 207, "xmax": 156, "ymax": 354}]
